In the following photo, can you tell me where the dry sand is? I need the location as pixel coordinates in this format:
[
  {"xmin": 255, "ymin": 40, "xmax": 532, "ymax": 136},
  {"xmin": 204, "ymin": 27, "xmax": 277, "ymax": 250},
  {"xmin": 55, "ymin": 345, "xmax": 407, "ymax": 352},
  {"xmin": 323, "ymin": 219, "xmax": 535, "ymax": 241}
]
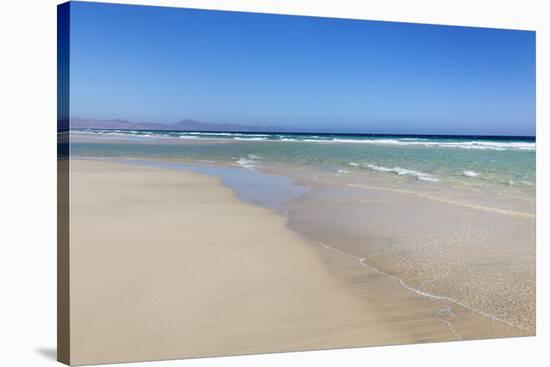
[{"xmin": 69, "ymin": 160, "xmax": 525, "ymax": 365}]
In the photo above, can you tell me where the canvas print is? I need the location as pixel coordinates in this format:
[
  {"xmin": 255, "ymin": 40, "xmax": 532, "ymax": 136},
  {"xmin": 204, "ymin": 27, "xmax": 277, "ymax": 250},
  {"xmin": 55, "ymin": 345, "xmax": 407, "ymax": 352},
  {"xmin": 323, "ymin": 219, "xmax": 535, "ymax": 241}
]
[{"xmin": 57, "ymin": 1, "xmax": 536, "ymax": 365}]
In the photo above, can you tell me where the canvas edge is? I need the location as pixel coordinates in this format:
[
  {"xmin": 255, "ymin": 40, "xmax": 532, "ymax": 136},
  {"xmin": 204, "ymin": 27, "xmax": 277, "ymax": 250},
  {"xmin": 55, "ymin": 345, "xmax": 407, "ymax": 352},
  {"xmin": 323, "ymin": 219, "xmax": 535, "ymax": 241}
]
[{"xmin": 57, "ymin": 1, "xmax": 71, "ymax": 365}]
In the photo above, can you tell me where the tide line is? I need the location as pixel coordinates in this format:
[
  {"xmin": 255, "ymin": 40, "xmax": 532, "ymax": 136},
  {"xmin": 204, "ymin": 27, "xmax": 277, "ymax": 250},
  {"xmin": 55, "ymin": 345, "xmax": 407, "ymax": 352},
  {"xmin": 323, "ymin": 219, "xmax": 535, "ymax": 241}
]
[
  {"xmin": 348, "ymin": 183, "xmax": 535, "ymax": 219},
  {"xmin": 315, "ymin": 240, "xmax": 530, "ymax": 337}
]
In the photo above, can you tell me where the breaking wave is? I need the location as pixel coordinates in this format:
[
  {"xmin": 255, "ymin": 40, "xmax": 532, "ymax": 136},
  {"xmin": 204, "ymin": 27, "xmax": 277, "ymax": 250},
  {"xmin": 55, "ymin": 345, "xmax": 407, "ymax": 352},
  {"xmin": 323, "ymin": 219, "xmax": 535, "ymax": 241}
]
[
  {"xmin": 72, "ymin": 129, "xmax": 535, "ymax": 152},
  {"xmin": 365, "ymin": 164, "xmax": 439, "ymax": 182}
]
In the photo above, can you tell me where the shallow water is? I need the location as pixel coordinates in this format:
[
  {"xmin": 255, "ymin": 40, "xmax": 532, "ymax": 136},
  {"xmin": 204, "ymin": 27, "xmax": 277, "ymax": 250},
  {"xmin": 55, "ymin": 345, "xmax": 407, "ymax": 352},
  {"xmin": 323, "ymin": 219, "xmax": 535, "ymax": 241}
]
[
  {"xmin": 118, "ymin": 159, "xmax": 308, "ymax": 214},
  {"xmin": 71, "ymin": 130, "xmax": 536, "ymax": 200},
  {"xmin": 283, "ymin": 173, "xmax": 535, "ymax": 333}
]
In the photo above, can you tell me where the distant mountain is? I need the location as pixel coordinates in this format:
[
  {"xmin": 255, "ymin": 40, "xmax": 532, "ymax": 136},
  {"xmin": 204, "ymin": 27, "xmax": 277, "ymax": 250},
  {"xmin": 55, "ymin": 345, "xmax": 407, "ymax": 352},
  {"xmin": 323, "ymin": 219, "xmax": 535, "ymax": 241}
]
[
  {"xmin": 70, "ymin": 117, "xmax": 165, "ymax": 130},
  {"xmin": 70, "ymin": 117, "xmax": 290, "ymax": 133}
]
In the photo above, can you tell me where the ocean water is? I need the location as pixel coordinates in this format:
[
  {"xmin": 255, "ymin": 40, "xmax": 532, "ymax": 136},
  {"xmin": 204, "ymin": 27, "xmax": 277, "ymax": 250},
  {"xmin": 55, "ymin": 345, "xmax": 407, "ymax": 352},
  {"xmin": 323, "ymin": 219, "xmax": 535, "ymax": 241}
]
[{"xmin": 71, "ymin": 128, "xmax": 536, "ymax": 199}]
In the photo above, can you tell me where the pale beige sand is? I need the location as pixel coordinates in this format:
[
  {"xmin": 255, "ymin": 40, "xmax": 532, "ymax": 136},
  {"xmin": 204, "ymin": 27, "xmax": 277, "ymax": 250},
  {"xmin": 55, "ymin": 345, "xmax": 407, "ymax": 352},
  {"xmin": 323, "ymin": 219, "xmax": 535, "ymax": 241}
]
[
  {"xmin": 283, "ymin": 172, "xmax": 535, "ymax": 335},
  {"xmin": 69, "ymin": 160, "xmax": 527, "ymax": 365}
]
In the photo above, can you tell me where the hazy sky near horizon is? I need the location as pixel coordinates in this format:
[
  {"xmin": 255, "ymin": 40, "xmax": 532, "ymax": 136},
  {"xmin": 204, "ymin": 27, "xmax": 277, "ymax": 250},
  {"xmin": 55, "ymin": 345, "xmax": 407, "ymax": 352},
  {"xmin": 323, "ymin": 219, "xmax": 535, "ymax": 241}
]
[{"xmin": 69, "ymin": 2, "xmax": 536, "ymax": 135}]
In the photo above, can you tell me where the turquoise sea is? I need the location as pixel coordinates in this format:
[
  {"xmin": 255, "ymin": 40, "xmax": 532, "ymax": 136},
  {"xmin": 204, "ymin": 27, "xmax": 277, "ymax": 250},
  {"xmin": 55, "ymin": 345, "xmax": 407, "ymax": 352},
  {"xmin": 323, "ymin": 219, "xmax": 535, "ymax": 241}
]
[{"xmin": 71, "ymin": 128, "xmax": 535, "ymax": 199}]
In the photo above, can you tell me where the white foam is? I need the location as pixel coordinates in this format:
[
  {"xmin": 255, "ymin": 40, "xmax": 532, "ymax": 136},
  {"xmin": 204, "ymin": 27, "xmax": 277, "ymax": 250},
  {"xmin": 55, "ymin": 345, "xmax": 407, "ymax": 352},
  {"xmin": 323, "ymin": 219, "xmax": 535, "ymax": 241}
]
[
  {"xmin": 235, "ymin": 154, "xmax": 261, "ymax": 170},
  {"xmin": 417, "ymin": 175, "xmax": 440, "ymax": 182},
  {"xmin": 186, "ymin": 132, "xmax": 270, "ymax": 137},
  {"xmin": 366, "ymin": 164, "xmax": 439, "ymax": 182},
  {"xmin": 366, "ymin": 164, "xmax": 395, "ymax": 173},
  {"xmin": 71, "ymin": 129, "xmax": 536, "ymax": 151},
  {"xmin": 348, "ymin": 162, "xmax": 360, "ymax": 167},
  {"xmin": 233, "ymin": 137, "xmax": 268, "ymax": 141},
  {"xmin": 72, "ymin": 129, "xmax": 536, "ymax": 151},
  {"xmin": 274, "ymin": 137, "xmax": 535, "ymax": 151},
  {"xmin": 463, "ymin": 170, "xmax": 479, "ymax": 177},
  {"xmin": 235, "ymin": 158, "xmax": 256, "ymax": 170}
]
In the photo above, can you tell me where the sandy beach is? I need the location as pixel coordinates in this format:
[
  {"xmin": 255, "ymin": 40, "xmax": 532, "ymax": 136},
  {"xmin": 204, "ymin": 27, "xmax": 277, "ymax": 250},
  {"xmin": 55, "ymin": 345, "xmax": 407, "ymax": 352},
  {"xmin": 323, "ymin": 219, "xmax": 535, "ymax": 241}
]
[{"xmin": 67, "ymin": 159, "xmax": 519, "ymax": 365}]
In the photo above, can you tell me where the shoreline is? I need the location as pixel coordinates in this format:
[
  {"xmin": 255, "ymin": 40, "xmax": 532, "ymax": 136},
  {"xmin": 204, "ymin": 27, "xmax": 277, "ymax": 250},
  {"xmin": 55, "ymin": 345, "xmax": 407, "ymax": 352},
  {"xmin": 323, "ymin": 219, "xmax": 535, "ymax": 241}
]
[
  {"xmin": 72, "ymin": 156, "xmax": 535, "ymax": 335},
  {"xmin": 70, "ymin": 159, "xmax": 485, "ymax": 365},
  {"xmin": 279, "ymin": 167, "xmax": 535, "ymax": 333},
  {"xmin": 137, "ymin": 158, "xmax": 536, "ymax": 335},
  {"xmin": 69, "ymin": 159, "xmax": 533, "ymax": 364}
]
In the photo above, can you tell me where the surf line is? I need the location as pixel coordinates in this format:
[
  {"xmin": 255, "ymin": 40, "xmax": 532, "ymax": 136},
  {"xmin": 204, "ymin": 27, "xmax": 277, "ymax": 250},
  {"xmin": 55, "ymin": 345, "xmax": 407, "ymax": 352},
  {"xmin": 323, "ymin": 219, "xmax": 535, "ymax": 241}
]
[
  {"xmin": 318, "ymin": 240, "xmax": 530, "ymax": 335},
  {"xmin": 348, "ymin": 183, "xmax": 535, "ymax": 219},
  {"xmin": 315, "ymin": 241, "xmax": 463, "ymax": 340}
]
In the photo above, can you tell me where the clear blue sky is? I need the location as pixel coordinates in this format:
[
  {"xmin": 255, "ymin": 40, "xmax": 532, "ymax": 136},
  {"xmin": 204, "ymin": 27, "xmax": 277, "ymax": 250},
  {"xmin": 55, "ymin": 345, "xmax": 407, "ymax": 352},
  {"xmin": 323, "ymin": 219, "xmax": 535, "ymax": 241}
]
[{"xmin": 69, "ymin": 1, "xmax": 536, "ymax": 135}]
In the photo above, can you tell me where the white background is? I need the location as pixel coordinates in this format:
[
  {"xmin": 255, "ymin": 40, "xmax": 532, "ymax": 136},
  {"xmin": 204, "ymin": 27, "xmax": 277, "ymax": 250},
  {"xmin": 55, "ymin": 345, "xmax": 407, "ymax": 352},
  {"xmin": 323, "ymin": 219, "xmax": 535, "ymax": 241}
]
[{"xmin": 0, "ymin": 0, "xmax": 547, "ymax": 366}]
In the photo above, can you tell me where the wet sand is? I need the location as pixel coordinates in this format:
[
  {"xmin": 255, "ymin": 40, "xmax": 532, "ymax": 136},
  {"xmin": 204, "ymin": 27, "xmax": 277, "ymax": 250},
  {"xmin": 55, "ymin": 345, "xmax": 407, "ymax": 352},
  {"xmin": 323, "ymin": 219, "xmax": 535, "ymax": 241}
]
[
  {"xmin": 69, "ymin": 160, "xmax": 486, "ymax": 365},
  {"xmin": 280, "ymin": 167, "xmax": 535, "ymax": 335}
]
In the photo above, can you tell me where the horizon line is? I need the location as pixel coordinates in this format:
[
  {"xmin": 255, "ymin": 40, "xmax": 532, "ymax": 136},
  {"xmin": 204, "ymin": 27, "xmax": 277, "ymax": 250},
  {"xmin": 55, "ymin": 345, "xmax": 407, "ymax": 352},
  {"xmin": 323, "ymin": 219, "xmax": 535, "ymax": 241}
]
[{"xmin": 65, "ymin": 116, "xmax": 536, "ymax": 139}]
